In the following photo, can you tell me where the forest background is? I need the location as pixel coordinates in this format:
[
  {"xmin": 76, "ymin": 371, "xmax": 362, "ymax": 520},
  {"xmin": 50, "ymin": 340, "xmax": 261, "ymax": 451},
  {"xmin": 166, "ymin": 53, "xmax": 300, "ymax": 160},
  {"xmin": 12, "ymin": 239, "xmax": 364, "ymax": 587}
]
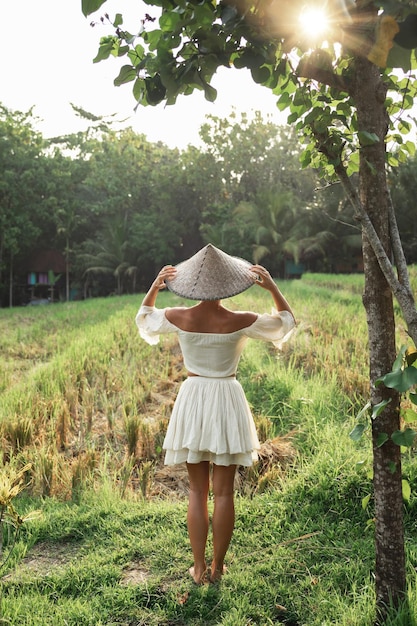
[{"xmin": 1, "ymin": 101, "xmax": 416, "ymax": 308}]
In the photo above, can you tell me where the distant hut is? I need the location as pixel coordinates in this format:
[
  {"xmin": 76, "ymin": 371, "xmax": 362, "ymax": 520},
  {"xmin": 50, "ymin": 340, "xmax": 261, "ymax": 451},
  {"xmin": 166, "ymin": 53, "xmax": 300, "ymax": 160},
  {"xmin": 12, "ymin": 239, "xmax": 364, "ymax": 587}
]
[{"xmin": 26, "ymin": 249, "xmax": 66, "ymax": 303}]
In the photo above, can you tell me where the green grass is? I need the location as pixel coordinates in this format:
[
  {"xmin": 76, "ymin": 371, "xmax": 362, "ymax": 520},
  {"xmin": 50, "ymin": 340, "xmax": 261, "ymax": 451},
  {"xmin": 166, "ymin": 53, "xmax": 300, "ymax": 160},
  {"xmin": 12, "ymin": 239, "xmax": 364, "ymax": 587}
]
[{"xmin": 0, "ymin": 274, "xmax": 417, "ymax": 624}]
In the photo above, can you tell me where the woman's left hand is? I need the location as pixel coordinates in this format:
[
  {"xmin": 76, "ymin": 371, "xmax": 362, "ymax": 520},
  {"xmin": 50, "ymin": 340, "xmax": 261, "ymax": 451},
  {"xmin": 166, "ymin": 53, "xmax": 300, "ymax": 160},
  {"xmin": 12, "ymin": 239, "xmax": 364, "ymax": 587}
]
[{"xmin": 154, "ymin": 265, "xmax": 177, "ymax": 290}]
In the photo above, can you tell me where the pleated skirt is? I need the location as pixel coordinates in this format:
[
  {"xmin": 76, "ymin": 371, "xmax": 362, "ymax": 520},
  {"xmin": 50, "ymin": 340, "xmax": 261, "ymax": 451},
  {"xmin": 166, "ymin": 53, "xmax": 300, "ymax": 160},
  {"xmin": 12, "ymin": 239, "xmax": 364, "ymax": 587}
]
[{"xmin": 163, "ymin": 376, "xmax": 260, "ymax": 466}]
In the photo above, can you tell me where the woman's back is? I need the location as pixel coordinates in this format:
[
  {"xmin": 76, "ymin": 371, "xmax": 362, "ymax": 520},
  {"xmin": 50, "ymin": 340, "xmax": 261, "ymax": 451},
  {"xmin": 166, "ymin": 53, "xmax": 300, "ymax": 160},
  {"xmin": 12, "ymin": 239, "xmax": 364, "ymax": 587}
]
[{"xmin": 165, "ymin": 301, "xmax": 257, "ymax": 334}]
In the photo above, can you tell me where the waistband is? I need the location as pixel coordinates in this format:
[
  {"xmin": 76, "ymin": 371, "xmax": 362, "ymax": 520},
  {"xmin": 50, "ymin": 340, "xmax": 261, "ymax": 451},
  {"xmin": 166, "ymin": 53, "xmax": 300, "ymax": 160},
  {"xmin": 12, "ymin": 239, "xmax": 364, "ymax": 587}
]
[{"xmin": 187, "ymin": 372, "xmax": 236, "ymax": 379}]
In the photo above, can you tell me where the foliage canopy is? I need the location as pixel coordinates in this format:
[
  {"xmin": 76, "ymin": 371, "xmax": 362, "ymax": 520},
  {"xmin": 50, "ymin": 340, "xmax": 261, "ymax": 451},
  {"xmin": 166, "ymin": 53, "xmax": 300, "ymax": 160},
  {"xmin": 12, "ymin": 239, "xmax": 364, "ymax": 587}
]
[{"xmin": 83, "ymin": 0, "xmax": 417, "ymax": 177}]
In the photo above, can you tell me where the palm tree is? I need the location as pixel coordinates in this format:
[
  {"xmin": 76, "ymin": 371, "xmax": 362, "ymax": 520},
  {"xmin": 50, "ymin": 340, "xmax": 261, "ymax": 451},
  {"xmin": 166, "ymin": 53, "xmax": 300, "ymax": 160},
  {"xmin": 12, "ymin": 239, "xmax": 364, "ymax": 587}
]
[
  {"xmin": 232, "ymin": 190, "xmax": 335, "ymax": 274},
  {"xmin": 80, "ymin": 214, "xmax": 137, "ymax": 296},
  {"xmin": 232, "ymin": 190, "xmax": 296, "ymax": 271}
]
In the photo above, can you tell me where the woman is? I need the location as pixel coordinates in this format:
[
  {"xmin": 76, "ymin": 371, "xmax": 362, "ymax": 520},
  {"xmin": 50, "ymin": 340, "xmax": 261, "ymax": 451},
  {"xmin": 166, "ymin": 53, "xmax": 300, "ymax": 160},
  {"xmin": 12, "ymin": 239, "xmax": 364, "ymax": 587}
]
[{"xmin": 136, "ymin": 244, "xmax": 295, "ymax": 584}]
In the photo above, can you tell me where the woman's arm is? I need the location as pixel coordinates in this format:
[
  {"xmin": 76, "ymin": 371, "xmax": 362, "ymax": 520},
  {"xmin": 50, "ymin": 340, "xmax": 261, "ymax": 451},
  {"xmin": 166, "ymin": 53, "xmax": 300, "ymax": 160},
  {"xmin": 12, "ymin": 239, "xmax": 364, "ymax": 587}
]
[
  {"xmin": 250, "ymin": 264, "xmax": 296, "ymax": 322},
  {"xmin": 142, "ymin": 265, "xmax": 177, "ymax": 307}
]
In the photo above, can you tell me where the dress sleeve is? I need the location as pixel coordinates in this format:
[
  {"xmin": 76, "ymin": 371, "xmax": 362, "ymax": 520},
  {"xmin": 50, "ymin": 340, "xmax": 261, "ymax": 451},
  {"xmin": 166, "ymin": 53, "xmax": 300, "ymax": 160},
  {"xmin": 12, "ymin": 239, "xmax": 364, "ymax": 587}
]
[
  {"xmin": 135, "ymin": 305, "xmax": 177, "ymax": 345},
  {"xmin": 245, "ymin": 309, "xmax": 296, "ymax": 349}
]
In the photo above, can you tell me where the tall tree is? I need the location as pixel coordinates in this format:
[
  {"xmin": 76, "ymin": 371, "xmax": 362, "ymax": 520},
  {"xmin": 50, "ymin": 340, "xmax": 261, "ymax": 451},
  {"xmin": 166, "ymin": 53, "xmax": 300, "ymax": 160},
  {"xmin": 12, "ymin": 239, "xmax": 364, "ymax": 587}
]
[
  {"xmin": 0, "ymin": 105, "xmax": 47, "ymax": 306},
  {"xmin": 79, "ymin": 212, "xmax": 138, "ymax": 295},
  {"xmin": 198, "ymin": 114, "xmax": 317, "ymax": 261},
  {"xmin": 314, "ymin": 179, "xmax": 363, "ymax": 272},
  {"xmin": 83, "ymin": 0, "xmax": 417, "ymax": 620},
  {"xmin": 43, "ymin": 151, "xmax": 91, "ymax": 301}
]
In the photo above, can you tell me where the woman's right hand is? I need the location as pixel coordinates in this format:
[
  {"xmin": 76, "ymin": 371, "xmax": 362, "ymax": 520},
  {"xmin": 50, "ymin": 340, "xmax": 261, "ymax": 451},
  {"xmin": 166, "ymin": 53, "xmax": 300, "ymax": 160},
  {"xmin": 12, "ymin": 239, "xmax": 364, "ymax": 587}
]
[{"xmin": 154, "ymin": 265, "xmax": 177, "ymax": 290}]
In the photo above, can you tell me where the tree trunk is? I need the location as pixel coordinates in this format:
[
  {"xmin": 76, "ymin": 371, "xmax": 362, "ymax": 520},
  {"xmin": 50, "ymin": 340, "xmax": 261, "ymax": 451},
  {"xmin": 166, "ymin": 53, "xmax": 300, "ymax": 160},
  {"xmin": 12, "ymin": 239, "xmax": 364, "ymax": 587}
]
[
  {"xmin": 8, "ymin": 253, "xmax": 13, "ymax": 308},
  {"xmin": 0, "ymin": 231, "xmax": 4, "ymax": 293},
  {"xmin": 353, "ymin": 53, "xmax": 406, "ymax": 620},
  {"xmin": 66, "ymin": 236, "xmax": 70, "ymax": 302}
]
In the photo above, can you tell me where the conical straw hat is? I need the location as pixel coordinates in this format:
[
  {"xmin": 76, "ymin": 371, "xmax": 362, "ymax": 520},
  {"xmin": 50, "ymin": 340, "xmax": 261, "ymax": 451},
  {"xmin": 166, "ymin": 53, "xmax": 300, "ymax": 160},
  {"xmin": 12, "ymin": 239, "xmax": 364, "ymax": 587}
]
[{"xmin": 166, "ymin": 244, "xmax": 255, "ymax": 301}]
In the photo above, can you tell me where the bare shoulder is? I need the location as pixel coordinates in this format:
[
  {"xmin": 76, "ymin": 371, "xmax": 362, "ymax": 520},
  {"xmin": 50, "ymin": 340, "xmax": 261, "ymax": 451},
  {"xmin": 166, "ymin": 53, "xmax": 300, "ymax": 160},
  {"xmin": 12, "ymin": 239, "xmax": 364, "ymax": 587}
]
[
  {"xmin": 165, "ymin": 307, "xmax": 188, "ymax": 324},
  {"xmin": 164, "ymin": 306, "xmax": 257, "ymax": 333},
  {"xmin": 229, "ymin": 310, "xmax": 258, "ymax": 329}
]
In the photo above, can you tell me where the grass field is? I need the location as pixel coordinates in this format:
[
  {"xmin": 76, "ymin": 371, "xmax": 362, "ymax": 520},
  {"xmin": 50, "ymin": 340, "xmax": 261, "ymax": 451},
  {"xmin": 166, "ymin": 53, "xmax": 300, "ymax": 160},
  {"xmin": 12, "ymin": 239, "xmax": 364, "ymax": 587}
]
[{"xmin": 1, "ymin": 272, "xmax": 417, "ymax": 625}]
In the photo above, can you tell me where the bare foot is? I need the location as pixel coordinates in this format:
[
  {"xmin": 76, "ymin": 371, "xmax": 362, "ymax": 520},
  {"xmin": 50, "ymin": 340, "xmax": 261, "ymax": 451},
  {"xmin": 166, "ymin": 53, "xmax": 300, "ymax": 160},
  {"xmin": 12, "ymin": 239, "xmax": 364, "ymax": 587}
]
[
  {"xmin": 189, "ymin": 566, "xmax": 208, "ymax": 585},
  {"xmin": 209, "ymin": 564, "xmax": 227, "ymax": 583}
]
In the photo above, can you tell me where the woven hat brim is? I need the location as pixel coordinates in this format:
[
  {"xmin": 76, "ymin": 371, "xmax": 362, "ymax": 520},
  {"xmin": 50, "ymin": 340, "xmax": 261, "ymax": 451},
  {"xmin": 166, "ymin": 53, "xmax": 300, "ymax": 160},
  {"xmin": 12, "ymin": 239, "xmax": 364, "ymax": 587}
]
[
  {"xmin": 166, "ymin": 277, "xmax": 254, "ymax": 301},
  {"xmin": 165, "ymin": 246, "xmax": 256, "ymax": 301}
]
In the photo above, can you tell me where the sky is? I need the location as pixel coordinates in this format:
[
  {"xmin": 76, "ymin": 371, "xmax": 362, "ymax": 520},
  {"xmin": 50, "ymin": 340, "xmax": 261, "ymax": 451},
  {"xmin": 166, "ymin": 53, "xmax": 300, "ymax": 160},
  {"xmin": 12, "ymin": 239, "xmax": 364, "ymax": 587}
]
[{"xmin": 0, "ymin": 0, "xmax": 288, "ymax": 149}]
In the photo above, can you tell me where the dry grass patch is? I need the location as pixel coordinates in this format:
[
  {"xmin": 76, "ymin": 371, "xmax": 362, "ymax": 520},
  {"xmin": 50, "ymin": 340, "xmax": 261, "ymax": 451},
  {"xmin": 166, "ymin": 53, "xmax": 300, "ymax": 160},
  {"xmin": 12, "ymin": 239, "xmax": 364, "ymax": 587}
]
[
  {"xmin": 0, "ymin": 298, "xmax": 299, "ymax": 502},
  {"xmin": 152, "ymin": 433, "xmax": 297, "ymax": 498},
  {"xmin": 2, "ymin": 541, "xmax": 81, "ymax": 582},
  {"xmin": 120, "ymin": 560, "xmax": 151, "ymax": 586}
]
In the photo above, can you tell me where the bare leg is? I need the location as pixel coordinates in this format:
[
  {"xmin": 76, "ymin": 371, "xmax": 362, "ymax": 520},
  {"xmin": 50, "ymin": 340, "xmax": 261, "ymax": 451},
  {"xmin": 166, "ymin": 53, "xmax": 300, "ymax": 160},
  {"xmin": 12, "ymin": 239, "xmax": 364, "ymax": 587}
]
[
  {"xmin": 210, "ymin": 464, "xmax": 237, "ymax": 582},
  {"xmin": 186, "ymin": 461, "xmax": 210, "ymax": 584}
]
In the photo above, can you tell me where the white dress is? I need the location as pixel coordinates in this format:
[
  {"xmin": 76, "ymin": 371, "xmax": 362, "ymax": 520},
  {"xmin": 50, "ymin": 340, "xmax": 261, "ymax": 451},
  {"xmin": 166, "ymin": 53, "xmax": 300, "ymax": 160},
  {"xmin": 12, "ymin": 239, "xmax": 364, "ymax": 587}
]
[{"xmin": 136, "ymin": 305, "xmax": 295, "ymax": 467}]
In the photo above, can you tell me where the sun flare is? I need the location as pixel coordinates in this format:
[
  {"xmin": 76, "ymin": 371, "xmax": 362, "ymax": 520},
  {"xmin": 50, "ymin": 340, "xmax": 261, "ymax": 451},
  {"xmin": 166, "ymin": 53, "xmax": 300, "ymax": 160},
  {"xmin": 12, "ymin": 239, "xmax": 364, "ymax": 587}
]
[{"xmin": 298, "ymin": 7, "xmax": 329, "ymax": 40}]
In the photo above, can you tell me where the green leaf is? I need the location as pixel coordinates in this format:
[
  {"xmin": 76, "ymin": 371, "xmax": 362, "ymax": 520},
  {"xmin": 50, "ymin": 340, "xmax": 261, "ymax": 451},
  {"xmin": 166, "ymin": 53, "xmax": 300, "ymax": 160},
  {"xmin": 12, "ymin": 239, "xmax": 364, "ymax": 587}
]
[
  {"xmin": 401, "ymin": 365, "xmax": 417, "ymax": 390},
  {"xmin": 304, "ymin": 107, "xmax": 322, "ymax": 125},
  {"xmin": 113, "ymin": 65, "xmax": 137, "ymax": 86},
  {"xmin": 287, "ymin": 112, "xmax": 300, "ymax": 124},
  {"xmin": 346, "ymin": 151, "xmax": 360, "ymax": 176},
  {"xmin": 392, "ymin": 345, "xmax": 407, "ymax": 371},
  {"xmin": 387, "ymin": 153, "xmax": 399, "ymax": 167},
  {"xmin": 82, "ymin": 0, "xmax": 107, "ymax": 17},
  {"xmin": 392, "ymin": 428, "xmax": 417, "ymax": 448},
  {"xmin": 378, "ymin": 366, "xmax": 417, "ymax": 392},
  {"xmin": 251, "ymin": 66, "xmax": 270, "ymax": 84},
  {"xmin": 410, "ymin": 392, "xmax": 417, "ymax": 405},
  {"xmin": 133, "ymin": 77, "xmax": 146, "ymax": 102},
  {"xmin": 202, "ymin": 81, "xmax": 217, "ymax": 102},
  {"xmin": 402, "ymin": 479, "xmax": 411, "ymax": 502},
  {"xmin": 233, "ymin": 56, "xmax": 246, "ymax": 70},
  {"xmin": 145, "ymin": 75, "xmax": 167, "ymax": 105},
  {"xmin": 276, "ymin": 92, "xmax": 292, "ymax": 112},
  {"xmin": 117, "ymin": 45, "xmax": 130, "ymax": 57},
  {"xmin": 159, "ymin": 12, "xmax": 181, "ymax": 32},
  {"xmin": 144, "ymin": 30, "xmax": 163, "ymax": 51},
  {"xmin": 128, "ymin": 45, "xmax": 145, "ymax": 65},
  {"xmin": 114, "ymin": 13, "xmax": 123, "ymax": 27},
  {"xmin": 404, "ymin": 140, "xmax": 416, "ymax": 156},
  {"xmin": 356, "ymin": 401, "xmax": 372, "ymax": 421},
  {"xmin": 401, "ymin": 408, "xmax": 417, "ymax": 423},
  {"xmin": 398, "ymin": 119, "xmax": 411, "ymax": 134},
  {"xmin": 292, "ymin": 90, "xmax": 311, "ymax": 108},
  {"xmin": 235, "ymin": 50, "xmax": 264, "ymax": 71},
  {"xmin": 299, "ymin": 149, "xmax": 311, "ymax": 168},
  {"xmin": 362, "ymin": 494, "xmax": 371, "ymax": 510},
  {"xmin": 93, "ymin": 38, "xmax": 117, "ymax": 63},
  {"xmin": 194, "ymin": 4, "xmax": 215, "ymax": 27},
  {"xmin": 358, "ymin": 131, "xmax": 380, "ymax": 146},
  {"xmin": 371, "ymin": 399, "xmax": 391, "ymax": 419},
  {"xmin": 376, "ymin": 432, "xmax": 389, "ymax": 447},
  {"xmin": 349, "ymin": 423, "xmax": 367, "ymax": 441},
  {"xmin": 387, "ymin": 42, "xmax": 412, "ymax": 72}
]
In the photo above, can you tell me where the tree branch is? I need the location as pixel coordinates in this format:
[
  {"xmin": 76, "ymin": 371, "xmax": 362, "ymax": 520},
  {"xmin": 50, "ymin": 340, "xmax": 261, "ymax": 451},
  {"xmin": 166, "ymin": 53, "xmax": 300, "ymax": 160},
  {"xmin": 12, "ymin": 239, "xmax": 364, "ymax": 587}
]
[
  {"xmin": 297, "ymin": 57, "xmax": 351, "ymax": 94},
  {"xmin": 310, "ymin": 122, "xmax": 417, "ymax": 341},
  {"xmin": 387, "ymin": 189, "xmax": 412, "ymax": 292},
  {"xmin": 334, "ymin": 162, "xmax": 417, "ymax": 344}
]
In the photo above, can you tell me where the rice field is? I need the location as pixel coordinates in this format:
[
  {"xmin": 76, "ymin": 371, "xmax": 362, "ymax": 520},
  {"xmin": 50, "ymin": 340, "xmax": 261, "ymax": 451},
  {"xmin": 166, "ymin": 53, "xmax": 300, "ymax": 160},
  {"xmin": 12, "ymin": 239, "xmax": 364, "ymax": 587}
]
[{"xmin": 0, "ymin": 271, "xmax": 416, "ymax": 625}]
